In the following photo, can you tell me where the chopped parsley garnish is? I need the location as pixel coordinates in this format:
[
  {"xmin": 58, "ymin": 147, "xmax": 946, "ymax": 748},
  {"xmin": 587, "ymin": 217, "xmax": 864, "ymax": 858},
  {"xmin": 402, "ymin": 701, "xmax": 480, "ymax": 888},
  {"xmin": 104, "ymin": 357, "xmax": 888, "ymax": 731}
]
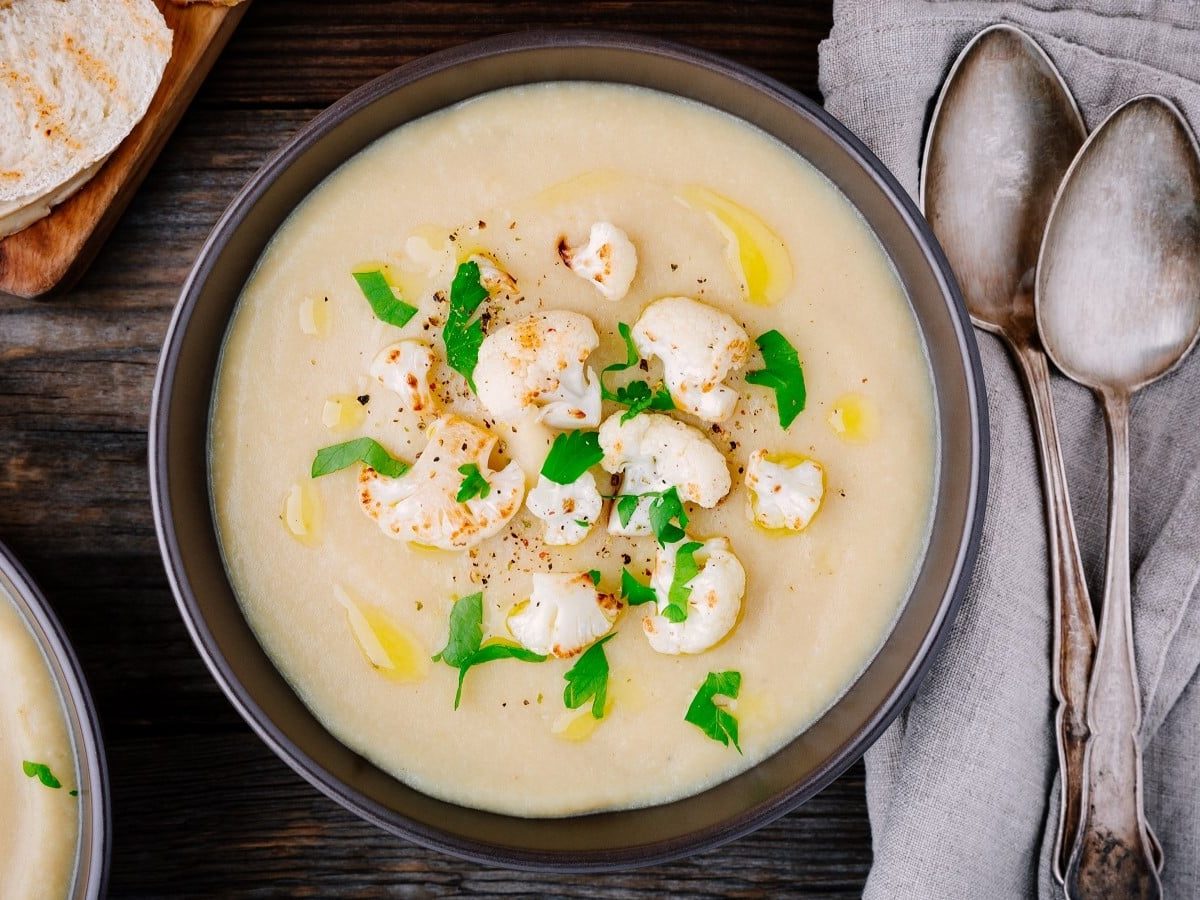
[
  {"xmin": 540, "ymin": 430, "xmax": 603, "ymax": 485},
  {"xmin": 574, "ymin": 518, "xmax": 591, "ymax": 528},
  {"xmin": 685, "ymin": 671, "xmax": 742, "ymax": 752},
  {"xmin": 613, "ymin": 486, "xmax": 689, "ymax": 545},
  {"xmin": 587, "ymin": 569, "xmax": 601, "ymax": 586},
  {"xmin": 563, "ymin": 634, "xmax": 615, "ymax": 719},
  {"xmin": 353, "ymin": 269, "xmax": 418, "ymax": 328},
  {"xmin": 22, "ymin": 761, "xmax": 62, "ymax": 789},
  {"xmin": 745, "ymin": 330, "xmax": 806, "ymax": 429},
  {"xmin": 443, "ymin": 260, "xmax": 490, "ymax": 391},
  {"xmin": 600, "ymin": 322, "xmax": 675, "ymax": 421},
  {"xmin": 311, "ymin": 437, "xmax": 409, "ymax": 479},
  {"xmin": 620, "ymin": 569, "xmax": 657, "ymax": 606},
  {"xmin": 663, "ymin": 541, "xmax": 703, "ymax": 623},
  {"xmin": 433, "ymin": 593, "xmax": 545, "ymax": 708},
  {"xmin": 648, "ymin": 486, "xmax": 688, "ymax": 545},
  {"xmin": 456, "ymin": 463, "xmax": 490, "ymax": 502},
  {"xmin": 615, "ymin": 493, "xmax": 641, "ymax": 528}
]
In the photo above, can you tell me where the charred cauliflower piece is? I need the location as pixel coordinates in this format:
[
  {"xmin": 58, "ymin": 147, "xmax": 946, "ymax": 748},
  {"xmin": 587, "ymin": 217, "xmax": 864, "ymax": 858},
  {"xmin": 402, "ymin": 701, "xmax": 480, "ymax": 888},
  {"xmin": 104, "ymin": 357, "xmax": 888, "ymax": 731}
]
[
  {"xmin": 598, "ymin": 411, "xmax": 730, "ymax": 536},
  {"xmin": 643, "ymin": 536, "xmax": 746, "ymax": 654},
  {"xmin": 358, "ymin": 415, "xmax": 523, "ymax": 550},
  {"xmin": 631, "ymin": 296, "xmax": 751, "ymax": 422},
  {"xmin": 508, "ymin": 572, "xmax": 622, "ymax": 658},
  {"xmin": 744, "ymin": 450, "xmax": 825, "ymax": 531},
  {"xmin": 474, "ymin": 311, "xmax": 602, "ymax": 429},
  {"xmin": 558, "ymin": 222, "xmax": 637, "ymax": 302},
  {"xmin": 370, "ymin": 340, "xmax": 439, "ymax": 413}
]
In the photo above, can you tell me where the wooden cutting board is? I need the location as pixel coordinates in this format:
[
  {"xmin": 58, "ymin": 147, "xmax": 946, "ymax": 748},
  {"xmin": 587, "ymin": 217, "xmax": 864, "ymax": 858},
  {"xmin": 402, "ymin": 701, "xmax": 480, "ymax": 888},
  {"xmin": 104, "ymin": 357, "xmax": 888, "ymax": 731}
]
[{"xmin": 0, "ymin": 1, "xmax": 249, "ymax": 299}]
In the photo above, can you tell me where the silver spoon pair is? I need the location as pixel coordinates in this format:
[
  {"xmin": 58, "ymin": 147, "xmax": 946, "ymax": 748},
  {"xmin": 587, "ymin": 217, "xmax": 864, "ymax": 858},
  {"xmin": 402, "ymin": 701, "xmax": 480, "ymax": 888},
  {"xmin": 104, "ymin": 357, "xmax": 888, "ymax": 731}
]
[{"xmin": 922, "ymin": 24, "xmax": 1200, "ymax": 899}]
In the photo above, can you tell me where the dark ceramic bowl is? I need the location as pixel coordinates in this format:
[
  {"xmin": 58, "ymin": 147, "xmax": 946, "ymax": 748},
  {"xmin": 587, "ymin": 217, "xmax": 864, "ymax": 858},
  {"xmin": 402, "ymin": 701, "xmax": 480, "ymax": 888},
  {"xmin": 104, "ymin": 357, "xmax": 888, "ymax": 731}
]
[
  {"xmin": 151, "ymin": 31, "xmax": 986, "ymax": 870},
  {"xmin": 0, "ymin": 542, "xmax": 110, "ymax": 897}
]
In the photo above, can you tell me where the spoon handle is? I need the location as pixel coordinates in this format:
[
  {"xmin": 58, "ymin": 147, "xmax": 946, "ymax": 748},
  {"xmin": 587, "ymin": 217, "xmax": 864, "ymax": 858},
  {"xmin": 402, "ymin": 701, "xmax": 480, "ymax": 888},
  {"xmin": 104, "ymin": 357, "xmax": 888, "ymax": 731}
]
[
  {"xmin": 1065, "ymin": 391, "xmax": 1161, "ymax": 899},
  {"xmin": 1011, "ymin": 342, "xmax": 1096, "ymax": 883}
]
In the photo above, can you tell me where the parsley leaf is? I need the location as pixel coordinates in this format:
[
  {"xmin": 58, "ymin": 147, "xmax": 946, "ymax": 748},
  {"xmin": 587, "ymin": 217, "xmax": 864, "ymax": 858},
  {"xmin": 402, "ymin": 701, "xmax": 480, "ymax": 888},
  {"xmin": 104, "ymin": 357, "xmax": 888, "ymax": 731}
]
[
  {"xmin": 452, "ymin": 642, "xmax": 546, "ymax": 709},
  {"xmin": 615, "ymin": 494, "xmax": 641, "ymax": 528},
  {"xmin": 745, "ymin": 330, "xmax": 806, "ymax": 429},
  {"xmin": 663, "ymin": 541, "xmax": 703, "ymax": 623},
  {"xmin": 456, "ymin": 463, "xmax": 491, "ymax": 502},
  {"xmin": 443, "ymin": 261, "xmax": 490, "ymax": 392},
  {"xmin": 574, "ymin": 518, "xmax": 591, "ymax": 528},
  {"xmin": 563, "ymin": 634, "xmax": 615, "ymax": 719},
  {"xmin": 22, "ymin": 761, "xmax": 62, "ymax": 789},
  {"xmin": 540, "ymin": 431, "xmax": 603, "ymax": 485},
  {"xmin": 433, "ymin": 594, "xmax": 545, "ymax": 708},
  {"xmin": 587, "ymin": 569, "xmax": 602, "ymax": 585},
  {"xmin": 620, "ymin": 569, "xmax": 658, "ymax": 606},
  {"xmin": 647, "ymin": 487, "xmax": 688, "ymax": 546},
  {"xmin": 600, "ymin": 322, "xmax": 675, "ymax": 421},
  {"xmin": 311, "ymin": 437, "xmax": 410, "ymax": 479},
  {"xmin": 432, "ymin": 593, "xmax": 484, "ymax": 666},
  {"xmin": 353, "ymin": 269, "xmax": 418, "ymax": 327},
  {"xmin": 612, "ymin": 486, "xmax": 689, "ymax": 545},
  {"xmin": 685, "ymin": 671, "xmax": 742, "ymax": 752}
]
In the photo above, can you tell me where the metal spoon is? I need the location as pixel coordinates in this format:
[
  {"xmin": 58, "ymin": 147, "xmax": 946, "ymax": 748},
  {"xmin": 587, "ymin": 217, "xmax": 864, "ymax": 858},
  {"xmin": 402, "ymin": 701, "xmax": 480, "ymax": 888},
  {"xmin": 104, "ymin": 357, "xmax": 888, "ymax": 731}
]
[
  {"xmin": 1037, "ymin": 95, "xmax": 1200, "ymax": 899},
  {"xmin": 920, "ymin": 25, "xmax": 1093, "ymax": 881}
]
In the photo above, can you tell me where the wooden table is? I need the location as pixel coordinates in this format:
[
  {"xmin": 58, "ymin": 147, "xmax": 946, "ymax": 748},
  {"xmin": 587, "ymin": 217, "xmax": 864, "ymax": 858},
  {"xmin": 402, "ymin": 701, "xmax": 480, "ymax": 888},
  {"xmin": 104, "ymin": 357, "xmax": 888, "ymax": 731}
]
[{"xmin": 0, "ymin": 2, "xmax": 876, "ymax": 895}]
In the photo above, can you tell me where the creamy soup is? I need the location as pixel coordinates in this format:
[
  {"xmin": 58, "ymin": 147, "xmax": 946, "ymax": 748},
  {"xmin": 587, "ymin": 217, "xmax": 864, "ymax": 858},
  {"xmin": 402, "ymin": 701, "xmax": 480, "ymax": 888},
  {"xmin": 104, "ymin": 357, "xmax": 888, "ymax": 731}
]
[
  {"xmin": 0, "ymin": 584, "xmax": 80, "ymax": 898},
  {"xmin": 211, "ymin": 83, "xmax": 936, "ymax": 817}
]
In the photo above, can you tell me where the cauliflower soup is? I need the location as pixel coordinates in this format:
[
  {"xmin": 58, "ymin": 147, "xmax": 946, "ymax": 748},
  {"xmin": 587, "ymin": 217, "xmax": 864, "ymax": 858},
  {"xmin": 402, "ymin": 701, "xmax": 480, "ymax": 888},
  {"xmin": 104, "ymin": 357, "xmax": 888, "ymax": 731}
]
[
  {"xmin": 0, "ymin": 583, "xmax": 81, "ymax": 898},
  {"xmin": 210, "ymin": 82, "xmax": 937, "ymax": 817}
]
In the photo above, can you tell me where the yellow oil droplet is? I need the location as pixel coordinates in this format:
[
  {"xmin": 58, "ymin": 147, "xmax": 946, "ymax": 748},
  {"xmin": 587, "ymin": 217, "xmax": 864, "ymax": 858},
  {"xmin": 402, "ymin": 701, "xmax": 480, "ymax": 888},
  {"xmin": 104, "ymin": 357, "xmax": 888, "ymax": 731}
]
[
  {"xmin": 680, "ymin": 185, "xmax": 793, "ymax": 306},
  {"xmin": 298, "ymin": 295, "xmax": 329, "ymax": 336},
  {"xmin": 765, "ymin": 451, "xmax": 810, "ymax": 468},
  {"xmin": 732, "ymin": 691, "xmax": 777, "ymax": 729},
  {"xmin": 552, "ymin": 695, "xmax": 615, "ymax": 741},
  {"xmin": 828, "ymin": 393, "xmax": 878, "ymax": 442},
  {"xmin": 334, "ymin": 585, "xmax": 427, "ymax": 682},
  {"xmin": 407, "ymin": 541, "xmax": 455, "ymax": 557},
  {"xmin": 608, "ymin": 674, "xmax": 648, "ymax": 714},
  {"xmin": 535, "ymin": 169, "xmax": 627, "ymax": 207},
  {"xmin": 283, "ymin": 482, "xmax": 320, "ymax": 544},
  {"xmin": 321, "ymin": 394, "xmax": 367, "ymax": 432}
]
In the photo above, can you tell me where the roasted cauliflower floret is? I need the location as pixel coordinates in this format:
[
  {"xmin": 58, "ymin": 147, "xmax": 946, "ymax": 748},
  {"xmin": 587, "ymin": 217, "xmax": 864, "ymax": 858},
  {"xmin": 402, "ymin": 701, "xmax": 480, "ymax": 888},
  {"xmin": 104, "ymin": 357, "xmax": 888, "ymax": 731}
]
[
  {"xmin": 744, "ymin": 450, "xmax": 825, "ymax": 531},
  {"xmin": 643, "ymin": 536, "xmax": 746, "ymax": 654},
  {"xmin": 525, "ymin": 472, "xmax": 603, "ymax": 546},
  {"xmin": 599, "ymin": 412, "xmax": 731, "ymax": 536},
  {"xmin": 358, "ymin": 414, "xmax": 523, "ymax": 550},
  {"xmin": 474, "ymin": 311, "xmax": 602, "ymax": 428},
  {"xmin": 631, "ymin": 296, "xmax": 752, "ymax": 422},
  {"xmin": 507, "ymin": 572, "xmax": 622, "ymax": 658},
  {"xmin": 558, "ymin": 222, "xmax": 637, "ymax": 301},
  {"xmin": 370, "ymin": 340, "xmax": 439, "ymax": 413},
  {"xmin": 469, "ymin": 253, "xmax": 519, "ymax": 299}
]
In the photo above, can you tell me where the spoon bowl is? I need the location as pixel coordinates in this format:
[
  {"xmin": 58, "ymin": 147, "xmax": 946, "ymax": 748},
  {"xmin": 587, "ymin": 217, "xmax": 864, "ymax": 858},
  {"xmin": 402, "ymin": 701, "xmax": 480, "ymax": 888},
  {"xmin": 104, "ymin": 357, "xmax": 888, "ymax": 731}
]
[
  {"xmin": 922, "ymin": 23, "xmax": 1085, "ymax": 337},
  {"xmin": 1038, "ymin": 97, "xmax": 1200, "ymax": 393}
]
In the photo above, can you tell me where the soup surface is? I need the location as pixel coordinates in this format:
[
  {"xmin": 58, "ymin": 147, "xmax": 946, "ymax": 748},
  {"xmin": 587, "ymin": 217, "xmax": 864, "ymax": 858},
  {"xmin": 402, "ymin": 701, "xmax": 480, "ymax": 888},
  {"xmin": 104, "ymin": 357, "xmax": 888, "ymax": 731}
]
[
  {"xmin": 210, "ymin": 83, "xmax": 937, "ymax": 817},
  {"xmin": 0, "ymin": 584, "xmax": 80, "ymax": 898}
]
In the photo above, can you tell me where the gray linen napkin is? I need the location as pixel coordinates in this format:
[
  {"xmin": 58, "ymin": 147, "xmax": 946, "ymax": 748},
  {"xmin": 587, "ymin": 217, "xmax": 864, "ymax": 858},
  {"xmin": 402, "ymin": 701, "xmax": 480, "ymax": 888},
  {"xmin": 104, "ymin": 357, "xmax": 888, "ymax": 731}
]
[{"xmin": 819, "ymin": 2, "xmax": 1200, "ymax": 897}]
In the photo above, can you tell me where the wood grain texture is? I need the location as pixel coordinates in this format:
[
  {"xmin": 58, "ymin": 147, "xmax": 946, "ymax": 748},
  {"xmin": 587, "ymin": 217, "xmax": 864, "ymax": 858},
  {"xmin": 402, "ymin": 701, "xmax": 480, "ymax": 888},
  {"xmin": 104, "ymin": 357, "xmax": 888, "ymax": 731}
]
[
  {"xmin": 0, "ymin": 3, "xmax": 875, "ymax": 896},
  {"xmin": 0, "ymin": 0, "xmax": 248, "ymax": 299}
]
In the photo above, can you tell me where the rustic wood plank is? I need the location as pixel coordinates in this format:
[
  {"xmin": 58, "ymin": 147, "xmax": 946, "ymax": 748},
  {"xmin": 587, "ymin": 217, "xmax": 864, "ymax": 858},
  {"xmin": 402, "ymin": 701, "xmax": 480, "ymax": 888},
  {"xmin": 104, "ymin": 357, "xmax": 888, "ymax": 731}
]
[
  {"xmin": 0, "ymin": 3, "xmax": 871, "ymax": 894},
  {"xmin": 204, "ymin": 1, "xmax": 832, "ymax": 110}
]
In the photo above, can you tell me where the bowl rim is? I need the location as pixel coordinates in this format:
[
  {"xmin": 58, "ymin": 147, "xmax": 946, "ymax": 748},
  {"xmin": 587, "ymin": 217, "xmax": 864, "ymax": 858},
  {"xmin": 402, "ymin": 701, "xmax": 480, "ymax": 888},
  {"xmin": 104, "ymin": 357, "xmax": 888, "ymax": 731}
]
[
  {"xmin": 0, "ymin": 541, "xmax": 111, "ymax": 897},
  {"xmin": 151, "ymin": 29, "xmax": 987, "ymax": 871}
]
